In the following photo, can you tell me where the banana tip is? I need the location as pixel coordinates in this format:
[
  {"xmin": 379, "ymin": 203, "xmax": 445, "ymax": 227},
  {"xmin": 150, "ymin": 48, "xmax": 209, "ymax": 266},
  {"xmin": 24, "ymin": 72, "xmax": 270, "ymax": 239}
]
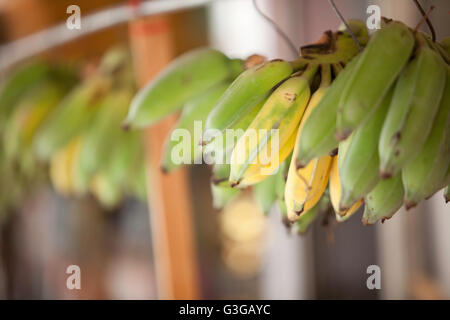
[
  {"xmin": 160, "ymin": 166, "xmax": 169, "ymax": 174},
  {"xmin": 329, "ymin": 148, "xmax": 338, "ymax": 157},
  {"xmin": 404, "ymin": 201, "xmax": 417, "ymax": 210},
  {"xmin": 379, "ymin": 170, "xmax": 393, "ymax": 179},
  {"xmin": 335, "ymin": 130, "xmax": 351, "ymax": 141},
  {"xmin": 121, "ymin": 122, "xmax": 131, "ymax": 131},
  {"xmin": 230, "ymin": 179, "xmax": 241, "ymax": 188},
  {"xmin": 295, "ymin": 160, "xmax": 306, "ymax": 170},
  {"xmin": 361, "ymin": 217, "xmax": 371, "ymax": 226},
  {"xmin": 445, "ymin": 196, "xmax": 450, "ymax": 203}
]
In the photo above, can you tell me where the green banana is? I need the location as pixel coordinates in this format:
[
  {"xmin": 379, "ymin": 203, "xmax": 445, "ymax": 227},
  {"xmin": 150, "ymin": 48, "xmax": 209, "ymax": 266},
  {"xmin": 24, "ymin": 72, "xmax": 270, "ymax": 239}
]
[
  {"xmin": 3, "ymin": 80, "xmax": 70, "ymax": 161},
  {"xmin": 295, "ymin": 56, "xmax": 360, "ymax": 168},
  {"xmin": 441, "ymin": 37, "xmax": 450, "ymax": 53},
  {"xmin": 379, "ymin": 42, "xmax": 447, "ymax": 178},
  {"xmin": 338, "ymin": 87, "xmax": 393, "ymax": 210},
  {"xmin": 0, "ymin": 61, "xmax": 77, "ymax": 128},
  {"xmin": 210, "ymin": 163, "xmax": 239, "ymax": 209},
  {"xmin": 91, "ymin": 173, "xmax": 122, "ymax": 209},
  {"xmin": 253, "ymin": 168, "xmax": 280, "ymax": 214},
  {"xmin": 336, "ymin": 21, "xmax": 415, "ymax": 139},
  {"xmin": 161, "ymin": 82, "xmax": 229, "ymax": 173},
  {"xmin": 103, "ymin": 130, "xmax": 144, "ymax": 192},
  {"xmin": 362, "ymin": 173, "xmax": 404, "ymax": 225},
  {"xmin": 78, "ymin": 89, "xmax": 133, "ymax": 177},
  {"xmin": 402, "ymin": 75, "xmax": 450, "ymax": 209},
  {"xmin": 338, "ymin": 19, "xmax": 370, "ymax": 45},
  {"xmin": 203, "ymin": 59, "xmax": 294, "ymax": 138},
  {"xmin": 275, "ymin": 154, "xmax": 290, "ymax": 201},
  {"xmin": 293, "ymin": 188, "xmax": 330, "ymax": 234},
  {"xmin": 34, "ymin": 75, "xmax": 112, "ymax": 160},
  {"xmin": 211, "ymin": 183, "xmax": 239, "ymax": 210},
  {"xmin": 123, "ymin": 48, "xmax": 243, "ymax": 129},
  {"xmin": 202, "ymin": 97, "xmax": 266, "ymax": 165}
]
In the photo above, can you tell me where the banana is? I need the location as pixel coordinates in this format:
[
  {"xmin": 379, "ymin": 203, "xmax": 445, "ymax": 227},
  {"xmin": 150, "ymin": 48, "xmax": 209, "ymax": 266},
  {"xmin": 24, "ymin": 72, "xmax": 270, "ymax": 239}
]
[
  {"xmin": 444, "ymin": 185, "xmax": 449, "ymax": 203},
  {"xmin": 202, "ymin": 97, "xmax": 266, "ymax": 165},
  {"xmin": 102, "ymin": 130, "xmax": 144, "ymax": 192},
  {"xmin": 338, "ymin": 19, "xmax": 370, "ymax": 45},
  {"xmin": 34, "ymin": 75, "xmax": 112, "ymax": 160},
  {"xmin": 336, "ymin": 20, "xmax": 415, "ymax": 140},
  {"xmin": 379, "ymin": 39, "xmax": 447, "ymax": 178},
  {"xmin": 49, "ymin": 137, "xmax": 82, "ymax": 196},
  {"xmin": 329, "ymin": 156, "xmax": 363, "ymax": 221},
  {"xmin": 295, "ymin": 56, "xmax": 361, "ymax": 167},
  {"xmin": 229, "ymin": 65, "xmax": 318, "ymax": 187},
  {"xmin": 0, "ymin": 62, "xmax": 77, "ymax": 129},
  {"xmin": 293, "ymin": 189, "xmax": 330, "ymax": 234},
  {"xmin": 78, "ymin": 89, "xmax": 133, "ymax": 177},
  {"xmin": 338, "ymin": 87, "xmax": 393, "ymax": 210},
  {"xmin": 161, "ymin": 82, "xmax": 229, "ymax": 173},
  {"xmin": 285, "ymin": 67, "xmax": 332, "ymax": 221},
  {"xmin": 3, "ymin": 80, "xmax": 69, "ymax": 161},
  {"xmin": 285, "ymin": 152, "xmax": 331, "ymax": 221},
  {"xmin": 90, "ymin": 173, "xmax": 122, "ymax": 209},
  {"xmin": 211, "ymin": 183, "xmax": 239, "ymax": 210},
  {"xmin": 123, "ymin": 48, "xmax": 243, "ymax": 129},
  {"xmin": 230, "ymin": 121, "xmax": 298, "ymax": 188},
  {"xmin": 252, "ymin": 167, "xmax": 280, "ymax": 214},
  {"xmin": 203, "ymin": 59, "xmax": 294, "ymax": 137},
  {"xmin": 274, "ymin": 156, "xmax": 291, "ymax": 227},
  {"xmin": 362, "ymin": 173, "xmax": 404, "ymax": 225},
  {"xmin": 210, "ymin": 162, "xmax": 239, "ymax": 209},
  {"xmin": 402, "ymin": 74, "xmax": 450, "ymax": 209}
]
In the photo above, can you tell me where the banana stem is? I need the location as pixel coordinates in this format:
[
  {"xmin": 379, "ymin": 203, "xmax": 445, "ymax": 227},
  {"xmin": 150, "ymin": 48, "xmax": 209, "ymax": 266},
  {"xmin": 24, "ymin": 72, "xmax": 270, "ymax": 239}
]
[
  {"xmin": 332, "ymin": 63, "xmax": 343, "ymax": 76},
  {"xmin": 412, "ymin": 0, "xmax": 436, "ymax": 42},
  {"xmin": 301, "ymin": 63, "xmax": 320, "ymax": 84},
  {"xmin": 290, "ymin": 58, "xmax": 309, "ymax": 71},
  {"xmin": 320, "ymin": 64, "xmax": 332, "ymax": 87}
]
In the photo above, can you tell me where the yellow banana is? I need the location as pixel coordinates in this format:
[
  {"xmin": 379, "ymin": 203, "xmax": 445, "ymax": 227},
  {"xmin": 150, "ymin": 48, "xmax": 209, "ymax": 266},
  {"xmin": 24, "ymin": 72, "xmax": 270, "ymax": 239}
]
[
  {"xmin": 329, "ymin": 156, "xmax": 363, "ymax": 222},
  {"xmin": 49, "ymin": 137, "xmax": 82, "ymax": 196},
  {"xmin": 285, "ymin": 66, "xmax": 332, "ymax": 221},
  {"xmin": 234, "ymin": 128, "xmax": 297, "ymax": 187},
  {"xmin": 230, "ymin": 65, "xmax": 318, "ymax": 187}
]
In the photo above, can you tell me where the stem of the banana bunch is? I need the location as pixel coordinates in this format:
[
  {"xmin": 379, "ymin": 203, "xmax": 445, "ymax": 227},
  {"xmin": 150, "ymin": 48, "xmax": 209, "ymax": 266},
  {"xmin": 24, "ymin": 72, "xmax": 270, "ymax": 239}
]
[
  {"xmin": 290, "ymin": 57, "xmax": 311, "ymax": 71},
  {"xmin": 412, "ymin": 0, "xmax": 436, "ymax": 42}
]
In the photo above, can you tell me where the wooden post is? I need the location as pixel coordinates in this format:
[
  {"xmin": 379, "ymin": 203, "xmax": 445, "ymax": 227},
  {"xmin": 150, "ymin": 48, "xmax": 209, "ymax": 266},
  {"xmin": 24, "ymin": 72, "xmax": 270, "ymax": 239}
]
[{"xmin": 128, "ymin": 15, "xmax": 200, "ymax": 300}]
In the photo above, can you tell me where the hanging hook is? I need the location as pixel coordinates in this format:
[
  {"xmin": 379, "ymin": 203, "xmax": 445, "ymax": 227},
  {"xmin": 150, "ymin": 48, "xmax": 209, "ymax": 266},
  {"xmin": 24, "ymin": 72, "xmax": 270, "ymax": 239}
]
[
  {"xmin": 252, "ymin": 0, "xmax": 298, "ymax": 58},
  {"xmin": 327, "ymin": 0, "xmax": 362, "ymax": 52},
  {"xmin": 412, "ymin": 0, "xmax": 436, "ymax": 42}
]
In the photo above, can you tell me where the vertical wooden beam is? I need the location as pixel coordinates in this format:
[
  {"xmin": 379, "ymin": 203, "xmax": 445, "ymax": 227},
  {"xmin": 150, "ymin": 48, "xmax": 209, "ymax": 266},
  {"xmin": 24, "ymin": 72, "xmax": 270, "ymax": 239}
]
[{"xmin": 128, "ymin": 15, "xmax": 200, "ymax": 300}]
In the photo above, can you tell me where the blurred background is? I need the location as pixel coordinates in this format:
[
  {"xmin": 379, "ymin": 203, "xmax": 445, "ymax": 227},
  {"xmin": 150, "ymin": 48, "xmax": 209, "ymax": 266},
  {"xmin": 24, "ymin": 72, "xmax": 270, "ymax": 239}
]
[{"xmin": 0, "ymin": 0, "xmax": 449, "ymax": 299}]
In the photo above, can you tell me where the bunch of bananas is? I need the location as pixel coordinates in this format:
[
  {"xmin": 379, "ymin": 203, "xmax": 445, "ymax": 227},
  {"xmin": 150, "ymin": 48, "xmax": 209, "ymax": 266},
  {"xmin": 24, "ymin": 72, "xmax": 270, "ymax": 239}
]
[
  {"xmin": 0, "ymin": 61, "xmax": 79, "ymax": 217},
  {"xmin": 40, "ymin": 47, "xmax": 147, "ymax": 209},
  {"xmin": 0, "ymin": 47, "xmax": 147, "ymax": 213},
  {"xmin": 124, "ymin": 18, "xmax": 449, "ymax": 233}
]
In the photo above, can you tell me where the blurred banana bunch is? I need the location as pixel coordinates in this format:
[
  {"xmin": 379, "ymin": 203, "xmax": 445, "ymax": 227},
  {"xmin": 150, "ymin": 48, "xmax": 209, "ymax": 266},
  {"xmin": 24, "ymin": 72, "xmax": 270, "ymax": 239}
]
[
  {"xmin": 125, "ymin": 18, "xmax": 449, "ymax": 235},
  {"xmin": 0, "ymin": 46, "xmax": 147, "ymax": 215}
]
